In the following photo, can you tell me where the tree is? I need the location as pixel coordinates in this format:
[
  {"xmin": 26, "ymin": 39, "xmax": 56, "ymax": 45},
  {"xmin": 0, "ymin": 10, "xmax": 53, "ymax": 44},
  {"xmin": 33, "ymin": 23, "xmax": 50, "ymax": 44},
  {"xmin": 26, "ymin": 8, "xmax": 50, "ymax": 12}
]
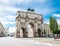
[
  {"xmin": 49, "ymin": 16, "xmax": 58, "ymax": 34},
  {"xmin": 49, "ymin": 16, "xmax": 54, "ymax": 33},
  {"xmin": 53, "ymin": 18, "xmax": 58, "ymax": 34}
]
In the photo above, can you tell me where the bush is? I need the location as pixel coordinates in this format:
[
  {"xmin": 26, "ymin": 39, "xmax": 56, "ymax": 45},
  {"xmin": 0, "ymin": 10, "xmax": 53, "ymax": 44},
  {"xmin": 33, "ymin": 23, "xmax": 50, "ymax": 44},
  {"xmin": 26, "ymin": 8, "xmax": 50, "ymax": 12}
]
[
  {"xmin": 54, "ymin": 30, "xmax": 60, "ymax": 34},
  {"xmin": 57, "ymin": 30, "xmax": 60, "ymax": 34}
]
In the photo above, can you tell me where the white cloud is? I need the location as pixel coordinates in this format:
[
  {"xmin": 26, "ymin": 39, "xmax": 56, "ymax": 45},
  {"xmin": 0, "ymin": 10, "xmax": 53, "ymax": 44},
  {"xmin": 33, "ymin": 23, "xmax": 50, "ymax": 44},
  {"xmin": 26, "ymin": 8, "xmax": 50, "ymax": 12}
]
[
  {"xmin": 44, "ymin": 19, "xmax": 49, "ymax": 24},
  {"xmin": 0, "ymin": 17, "xmax": 6, "ymax": 21},
  {"xmin": 53, "ymin": 14, "xmax": 60, "ymax": 24},
  {"xmin": 40, "ymin": 9, "xmax": 52, "ymax": 15},
  {"xmin": 0, "ymin": 14, "xmax": 16, "ymax": 21},
  {"xmin": 1, "ymin": 22, "xmax": 15, "ymax": 25},
  {"xmin": 0, "ymin": 4, "xmax": 23, "ymax": 33},
  {"xmin": 5, "ymin": 16, "xmax": 16, "ymax": 20},
  {"xmin": 0, "ymin": 5, "xmax": 23, "ymax": 13},
  {"xmin": 16, "ymin": 0, "xmax": 31, "ymax": 4},
  {"xmin": 0, "ymin": 5, "xmax": 23, "ymax": 27},
  {"xmin": 44, "ymin": 22, "xmax": 49, "ymax": 24},
  {"xmin": 0, "ymin": 11, "xmax": 16, "ymax": 28},
  {"xmin": 0, "ymin": 15, "xmax": 15, "ymax": 27},
  {"xmin": 43, "ymin": 14, "xmax": 60, "ymax": 25},
  {"xmin": 0, "ymin": 0, "xmax": 47, "ymax": 5},
  {"xmin": 15, "ymin": 0, "xmax": 47, "ymax": 4},
  {"xmin": 9, "ymin": 27, "xmax": 16, "ymax": 33},
  {"xmin": 44, "ymin": 14, "xmax": 60, "ymax": 25},
  {"xmin": 0, "ymin": 0, "xmax": 9, "ymax": 4},
  {"xmin": 53, "ymin": 14, "xmax": 60, "ymax": 17},
  {"xmin": 35, "ymin": 7, "xmax": 54, "ymax": 15},
  {"xmin": 57, "ymin": 19, "xmax": 60, "ymax": 25},
  {"xmin": 0, "ymin": 0, "xmax": 31, "ymax": 5},
  {"xmin": 38, "ymin": 0, "xmax": 47, "ymax": 3}
]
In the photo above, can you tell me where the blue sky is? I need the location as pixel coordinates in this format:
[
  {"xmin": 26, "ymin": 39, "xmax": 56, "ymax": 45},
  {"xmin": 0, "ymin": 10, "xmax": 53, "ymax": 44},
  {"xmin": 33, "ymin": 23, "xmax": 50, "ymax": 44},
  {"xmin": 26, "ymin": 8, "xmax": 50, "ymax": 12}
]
[{"xmin": 0, "ymin": 0, "xmax": 60, "ymax": 33}]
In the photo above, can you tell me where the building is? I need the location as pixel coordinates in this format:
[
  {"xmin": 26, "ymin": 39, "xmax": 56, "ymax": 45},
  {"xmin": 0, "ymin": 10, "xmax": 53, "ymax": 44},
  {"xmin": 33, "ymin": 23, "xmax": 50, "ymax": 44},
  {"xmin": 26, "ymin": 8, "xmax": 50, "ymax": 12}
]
[
  {"xmin": 4, "ymin": 28, "xmax": 9, "ymax": 37},
  {"xmin": 0, "ymin": 22, "xmax": 5, "ymax": 37},
  {"xmin": 43, "ymin": 24, "xmax": 60, "ymax": 37},
  {"xmin": 0, "ymin": 22, "xmax": 9, "ymax": 37},
  {"xmin": 43, "ymin": 24, "xmax": 53, "ymax": 37},
  {"xmin": 15, "ymin": 9, "xmax": 44, "ymax": 38}
]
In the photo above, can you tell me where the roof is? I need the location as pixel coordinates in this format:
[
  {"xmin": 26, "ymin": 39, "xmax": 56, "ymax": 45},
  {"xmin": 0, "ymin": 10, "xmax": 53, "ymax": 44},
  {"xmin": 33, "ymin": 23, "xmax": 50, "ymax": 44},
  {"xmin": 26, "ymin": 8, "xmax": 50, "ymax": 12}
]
[{"xmin": 0, "ymin": 22, "xmax": 4, "ymax": 30}]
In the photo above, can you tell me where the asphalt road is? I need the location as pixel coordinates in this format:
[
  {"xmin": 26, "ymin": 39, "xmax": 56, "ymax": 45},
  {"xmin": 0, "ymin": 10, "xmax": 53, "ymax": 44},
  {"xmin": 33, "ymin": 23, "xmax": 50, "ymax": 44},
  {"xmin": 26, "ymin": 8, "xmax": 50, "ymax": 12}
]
[{"xmin": 0, "ymin": 37, "xmax": 60, "ymax": 46}]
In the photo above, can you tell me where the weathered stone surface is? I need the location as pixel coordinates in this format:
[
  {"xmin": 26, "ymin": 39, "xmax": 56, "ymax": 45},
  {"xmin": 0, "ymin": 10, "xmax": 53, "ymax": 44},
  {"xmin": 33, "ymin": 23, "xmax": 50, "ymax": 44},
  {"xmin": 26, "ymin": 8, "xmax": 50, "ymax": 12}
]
[{"xmin": 15, "ymin": 10, "xmax": 43, "ymax": 38}]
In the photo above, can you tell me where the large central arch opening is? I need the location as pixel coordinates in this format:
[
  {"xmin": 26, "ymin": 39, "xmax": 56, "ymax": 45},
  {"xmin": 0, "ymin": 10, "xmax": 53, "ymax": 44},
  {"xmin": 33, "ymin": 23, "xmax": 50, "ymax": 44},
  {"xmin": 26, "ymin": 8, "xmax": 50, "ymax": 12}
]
[{"xmin": 27, "ymin": 23, "xmax": 34, "ymax": 37}]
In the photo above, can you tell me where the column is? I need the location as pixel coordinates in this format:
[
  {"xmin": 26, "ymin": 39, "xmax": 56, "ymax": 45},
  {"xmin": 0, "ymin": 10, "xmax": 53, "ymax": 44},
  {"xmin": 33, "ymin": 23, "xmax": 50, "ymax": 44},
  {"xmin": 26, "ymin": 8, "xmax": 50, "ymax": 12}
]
[
  {"xmin": 34, "ymin": 23, "xmax": 38, "ymax": 37},
  {"xmin": 17, "ymin": 20, "xmax": 20, "ymax": 38},
  {"xmin": 25, "ymin": 22, "xmax": 29, "ymax": 37},
  {"xmin": 40, "ymin": 23, "xmax": 44, "ymax": 37}
]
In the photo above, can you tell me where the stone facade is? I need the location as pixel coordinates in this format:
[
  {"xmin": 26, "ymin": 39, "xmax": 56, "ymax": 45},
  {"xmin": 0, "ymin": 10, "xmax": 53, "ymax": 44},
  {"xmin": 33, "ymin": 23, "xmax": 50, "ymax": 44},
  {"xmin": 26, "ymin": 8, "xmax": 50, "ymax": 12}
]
[
  {"xmin": 43, "ymin": 24, "xmax": 53, "ymax": 37},
  {"xmin": 15, "ymin": 9, "xmax": 44, "ymax": 38},
  {"xmin": 4, "ymin": 28, "xmax": 9, "ymax": 37},
  {"xmin": 0, "ymin": 22, "xmax": 4, "ymax": 37},
  {"xmin": 0, "ymin": 22, "xmax": 9, "ymax": 37},
  {"xmin": 44, "ymin": 24, "xmax": 60, "ymax": 37}
]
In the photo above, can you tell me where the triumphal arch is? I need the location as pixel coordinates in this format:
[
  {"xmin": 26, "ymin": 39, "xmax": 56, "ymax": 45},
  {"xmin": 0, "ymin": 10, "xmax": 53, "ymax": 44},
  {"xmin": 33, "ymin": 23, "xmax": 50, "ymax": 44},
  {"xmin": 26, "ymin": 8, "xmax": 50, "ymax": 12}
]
[{"xmin": 15, "ymin": 9, "xmax": 44, "ymax": 38}]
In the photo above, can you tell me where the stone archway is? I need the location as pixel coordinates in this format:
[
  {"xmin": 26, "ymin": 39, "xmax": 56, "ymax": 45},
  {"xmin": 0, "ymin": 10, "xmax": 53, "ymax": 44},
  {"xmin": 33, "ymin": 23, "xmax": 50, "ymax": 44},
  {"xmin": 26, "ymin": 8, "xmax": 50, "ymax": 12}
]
[
  {"xmin": 21, "ymin": 28, "xmax": 27, "ymax": 37},
  {"xmin": 37, "ymin": 29, "xmax": 41, "ymax": 37},
  {"xmin": 27, "ymin": 23, "xmax": 34, "ymax": 37}
]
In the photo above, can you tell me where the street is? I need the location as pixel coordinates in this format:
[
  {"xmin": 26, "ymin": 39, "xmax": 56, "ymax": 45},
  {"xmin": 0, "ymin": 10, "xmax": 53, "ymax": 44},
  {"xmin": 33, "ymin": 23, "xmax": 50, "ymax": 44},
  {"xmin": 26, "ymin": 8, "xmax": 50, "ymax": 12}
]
[{"xmin": 0, "ymin": 37, "xmax": 60, "ymax": 46}]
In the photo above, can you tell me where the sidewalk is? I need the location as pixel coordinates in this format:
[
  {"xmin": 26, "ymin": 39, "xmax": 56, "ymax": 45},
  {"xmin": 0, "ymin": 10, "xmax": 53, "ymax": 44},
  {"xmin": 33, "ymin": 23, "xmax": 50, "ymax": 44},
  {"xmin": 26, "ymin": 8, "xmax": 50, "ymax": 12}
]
[
  {"xmin": 36, "ymin": 38, "xmax": 60, "ymax": 44},
  {"xmin": 21, "ymin": 37, "xmax": 60, "ymax": 44}
]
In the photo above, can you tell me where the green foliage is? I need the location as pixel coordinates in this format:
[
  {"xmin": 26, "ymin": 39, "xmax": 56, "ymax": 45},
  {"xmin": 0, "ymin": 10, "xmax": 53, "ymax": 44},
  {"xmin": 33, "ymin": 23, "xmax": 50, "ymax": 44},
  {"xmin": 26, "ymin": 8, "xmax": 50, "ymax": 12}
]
[
  {"xmin": 54, "ymin": 18, "xmax": 58, "ymax": 31},
  {"xmin": 54, "ymin": 30, "xmax": 60, "ymax": 34},
  {"xmin": 58, "ymin": 30, "xmax": 60, "ymax": 34},
  {"xmin": 49, "ymin": 16, "xmax": 58, "ymax": 34},
  {"xmin": 49, "ymin": 16, "xmax": 54, "ymax": 33}
]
